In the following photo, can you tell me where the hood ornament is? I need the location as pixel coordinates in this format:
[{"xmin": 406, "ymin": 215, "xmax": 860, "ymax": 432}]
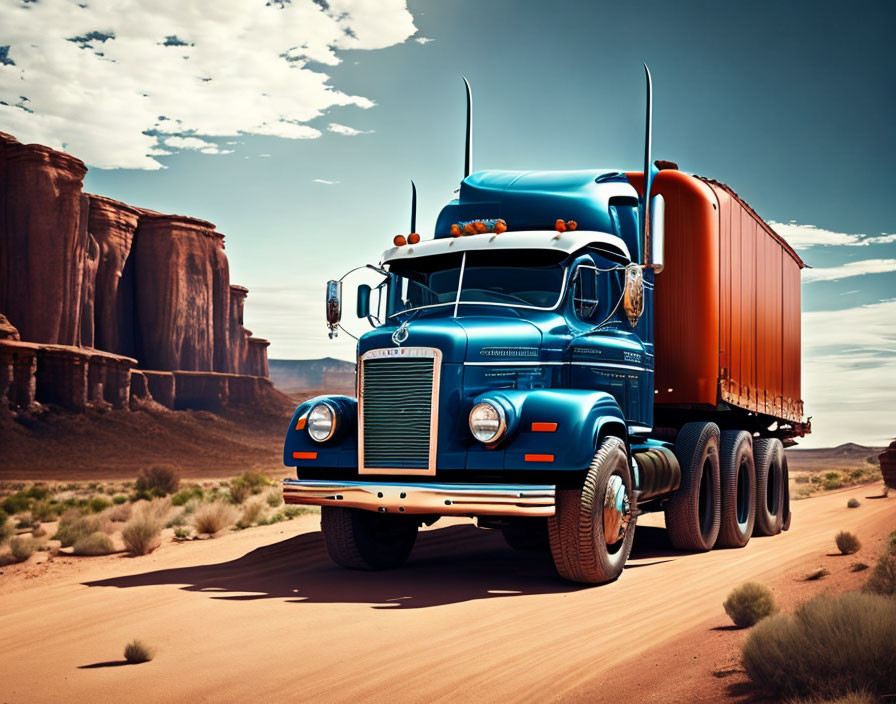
[{"xmin": 392, "ymin": 320, "xmax": 410, "ymax": 346}]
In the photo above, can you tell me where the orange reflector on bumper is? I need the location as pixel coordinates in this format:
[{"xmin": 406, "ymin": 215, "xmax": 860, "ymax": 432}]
[
  {"xmin": 295, "ymin": 416, "xmax": 307, "ymax": 430},
  {"xmin": 524, "ymin": 454, "xmax": 554, "ymax": 463},
  {"xmin": 292, "ymin": 451, "xmax": 317, "ymax": 460},
  {"xmin": 531, "ymin": 422, "xmax": 557, "ymax": 432}
]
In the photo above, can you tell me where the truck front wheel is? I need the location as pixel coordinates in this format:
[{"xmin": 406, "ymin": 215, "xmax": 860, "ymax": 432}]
[
  {"xmin": 665, "ymin": 422, "xmax": 722, "ymax": 552},
  {"xmin": 320, "ymin": 506, "xmax": 418, "ymax": 570},
  {"xmin": 548, "ymin": 436, "xmax": 636, "ymax": 584}
]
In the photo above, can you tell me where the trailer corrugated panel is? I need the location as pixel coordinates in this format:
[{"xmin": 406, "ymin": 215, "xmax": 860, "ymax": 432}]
[{"xmin": 626, "ymin": 169, "xmax": 804, "ymax": 425}]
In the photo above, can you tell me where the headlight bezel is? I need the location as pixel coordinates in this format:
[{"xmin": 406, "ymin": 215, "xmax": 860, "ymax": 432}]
[
  {"xmin": 307, "ymin": 401, "xmax": 338, "ymax": 443},
  {"xmin": 469, "ymin": 400, "xmax": 507, "ymax": 445}
]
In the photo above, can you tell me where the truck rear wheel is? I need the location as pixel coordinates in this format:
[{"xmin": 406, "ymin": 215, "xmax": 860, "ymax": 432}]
[
  {"xmin": 665, "ymin": 422, "xmax": 721, "ymax": 552},
  {"xmin": 753, "ymin": 438, "xmax": 784, "ymax": 536},
  {"xmin": 502, "ymin": 518, "xmax": 550, "ymax": 551},
  {"xmin": 547, "ymin": 436, "xmax": 636, "ymax": 584},
  {"xmin": 320, "ymin": 506, "xmax": 418, "ymax": 570},
  {"xmin": 781, "ymin": 453, "xmax": 792, "ymax": 531},
  {"xmin": 717, "ymin": 430, "xmax": 756, "ymax": 548}
]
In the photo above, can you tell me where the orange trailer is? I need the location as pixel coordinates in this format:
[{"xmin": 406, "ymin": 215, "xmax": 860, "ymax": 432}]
[{"xmin": 628, "ymin": 167, "xmax": 807, "ymax": 436}]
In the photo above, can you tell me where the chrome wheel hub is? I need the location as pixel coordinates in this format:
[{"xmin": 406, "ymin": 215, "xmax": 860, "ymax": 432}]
[{"xmin": 603, "ymin": 474, "xmax": 631, "ymax": 545}]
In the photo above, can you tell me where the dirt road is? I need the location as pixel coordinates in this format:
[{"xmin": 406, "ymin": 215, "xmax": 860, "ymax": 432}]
[{"xmin": 1, "ymin": 484, "xmax": 893, "ymax": 704}]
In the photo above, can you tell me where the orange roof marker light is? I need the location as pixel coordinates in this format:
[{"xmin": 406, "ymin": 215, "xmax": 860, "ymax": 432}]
[
  {"xmin": 393, "ymin": 234, "xmax": 407, "ymax": 247},
  {"xmin": 451, "ymin": 218, "xmax": 507, "ymax": 236},
  {"xmin": 524, "ymin": 454, "xmax": 554, "ymax": 463},
  {"xmin": 408, "ymin": 232, "xmax": 420, "ymax": 244},
  {"xmin": 292, "ymin": 451, "xmax": 318, "ymax": 460}
]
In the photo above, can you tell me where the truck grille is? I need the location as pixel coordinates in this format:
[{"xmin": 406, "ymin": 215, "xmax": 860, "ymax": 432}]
[{"xmin": 359, "ymin": 348, "xmax": 440, "ymax": 475}]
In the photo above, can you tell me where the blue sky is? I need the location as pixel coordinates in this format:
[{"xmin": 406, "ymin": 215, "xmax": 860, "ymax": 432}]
[{"xmin": 1, "ymin": 0, "xmax": 894, "ymax": 447}]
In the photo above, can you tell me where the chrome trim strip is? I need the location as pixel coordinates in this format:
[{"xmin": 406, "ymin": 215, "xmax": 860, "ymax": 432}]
[
  {"xmin": 283, "ymin": 479, "xmax": 555, "ymax": 517},
  {"xmin": 358, "ymin": 346, "xmax": 441, "ymax": 477},
  {"xmin": 462, "ymin": 360, "xmax": 651, "ymax": 372}
]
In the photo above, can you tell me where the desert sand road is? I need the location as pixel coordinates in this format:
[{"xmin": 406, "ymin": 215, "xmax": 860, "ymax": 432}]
[{"xmin": 1, "ymin": 483, "xmax": 893, "ymax": 704}]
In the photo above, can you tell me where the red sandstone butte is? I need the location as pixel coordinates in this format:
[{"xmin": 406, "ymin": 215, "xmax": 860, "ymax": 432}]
[
  {"xmin": 0, "ymin": 134, "xmax": 90, "ymax": 346},
  {"xmin": 87, "ymin": 194, "xmax": 142, "ymax": 357}
]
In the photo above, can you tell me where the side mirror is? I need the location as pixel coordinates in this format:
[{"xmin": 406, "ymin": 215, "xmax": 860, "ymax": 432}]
[
  {"xmin": 648, "ymin": 194, "xmax": 665, "ymax": 273},
  {"xmin": 357, "ymin": 284, "xmax": 371, "ymax": 319},
  {"xmin": 326, "ymin": 280, "xmax": 342, "ymax": 339}
]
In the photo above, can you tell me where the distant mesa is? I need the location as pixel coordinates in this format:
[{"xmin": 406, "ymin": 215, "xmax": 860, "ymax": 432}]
[
  {"xmin": 269, "ymin": 358, "xmax": 356, "ymax": 395},
  {"xmin": 0, "ymin": 131, "xmax": 276, "ymax": 414}
]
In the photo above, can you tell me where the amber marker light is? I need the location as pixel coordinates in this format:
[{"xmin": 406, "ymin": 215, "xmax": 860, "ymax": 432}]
[
  {"xmin": 295, "ymin": 416, "xmax": 307, "ymax": 430},
  {"xmin": 408, "ymin": 232, "xmax": 420, "ymax": 244},
  {"xmin": 531, "ymin": 422, "xmax": 557, "ymax": 432},
  {"xmin": 292, "ymin": 451, "xmax": 318, "ymax": 460},
  {"xmin": 393, "ymin": 235, "xmax": 407, "ymax": 246},
  {"xmin": 524, "ymin": 454, "xmax": 554, "ymax": 462}
]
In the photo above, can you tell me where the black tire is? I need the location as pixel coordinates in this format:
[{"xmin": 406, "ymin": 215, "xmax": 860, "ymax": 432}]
[
  {"xmin": 548, "ymin": 436, "xmax": 636, "ymax": 584},
  {"xmin": 320, "ymin": 506, "xmax": 418, "ymax": 570},
  {"xmin": 717, "ymin": 430, "xmax": 756, "ymax": 548},
  {"xmin": 753, "ymin": 438, "xmax": 784, "ymax": 536},
  {"xmin": 502, "ymin": 519, "xmax": 550, "ymax": 551},
  {"xmin": 665, "ymin": 422, "xmax": 721, "ymax": 552},
  {"xmin": 781, "ymin": 453, "xmax": 792, "ymax": 531}
]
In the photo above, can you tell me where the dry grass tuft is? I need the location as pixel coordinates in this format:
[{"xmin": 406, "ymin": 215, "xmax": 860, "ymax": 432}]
[
  {"xmin": 236, "ymin": 499, "xmax": 266, "ymax": 529},
  {"xmin": 723, "ymin": 582, "xmax": 777, "ymax": 627},
  {"xmin": 804, "ymin": 567, "xmax": 830, "ymax": 581},
  {"xmin": 192, "ymin": 501, "xmax": 238, "ymax": 535},
  {"xmin": 72, "ymin": 531, "xmax": 115, "ymax": 556},
  {"xmin": 121, "ymin": 502, "xmax": 167, "ymax": 556},
  {"xmin": 835, "ymin": 531, "xmax": 861, "ymax": 555},
  {"xmin": 123, "ymin": 639, "xmax": 154, "ymax": 664},
  {"xmin": 742, "ymin": 591, "xmax": 896, "ymax": 700},
  {"xmin": 8, "ymin": 536, "xmax": 36, "ymax": 563},
  {"xmin": 54, "ymin": 512, "xmax": 111, "ymax": 547},
  {"xmin": 863, "ymin": 530, "xmax": 896, "ymax": 597},
  {"xmin": 0, "ymin": 509, "xmax": 12, "ymax": 545},
  {"xmin": 106, "ymin": 502, "xmax": 132, "ymax": 523}
]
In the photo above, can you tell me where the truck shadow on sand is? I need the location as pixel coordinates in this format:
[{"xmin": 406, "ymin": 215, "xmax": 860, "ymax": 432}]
[{"xmin": 84, "ymin": 523, "xmax": 681, "ymax": 609}]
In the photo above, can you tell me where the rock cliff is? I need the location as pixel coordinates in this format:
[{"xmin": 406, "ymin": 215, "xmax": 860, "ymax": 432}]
[{"xmin": 0, "ymin": 133, "xmax": 273, "ymax": 413}]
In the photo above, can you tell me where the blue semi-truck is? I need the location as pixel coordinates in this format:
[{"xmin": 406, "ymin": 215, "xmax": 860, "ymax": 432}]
[{"xmin": 282, "ymin": 71, "xmax": 808, "ymax": 583}]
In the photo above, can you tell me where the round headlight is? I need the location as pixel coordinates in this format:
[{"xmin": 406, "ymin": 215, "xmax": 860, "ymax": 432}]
[
  {"xmin": 469, "ymin": 401, "xmax": 506, "ymax": 444},
  {"xmin": 307, "ymin": 402, "xmax": 337, "ymax": 442}
]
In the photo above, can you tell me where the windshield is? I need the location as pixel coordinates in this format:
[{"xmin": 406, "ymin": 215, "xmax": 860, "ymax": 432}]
[{"xmin": 387, "ymin": 250, "xmax": 566, "ymax": 318}]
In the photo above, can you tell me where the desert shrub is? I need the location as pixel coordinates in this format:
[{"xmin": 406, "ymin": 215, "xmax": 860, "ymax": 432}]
[
  {"xmin": 72, "ymin": 531, "xmax": 115, "ymax": 556},
  {"xmin": 135, "ymin": 465, "xmax": 180, "ymax": 497},
  {"xmin": 742, "ymin": 591, "xmax": 896, "ymax": 700},
  {"xmin": 236, "ymin": 499, "xmax": 266, "ymax": 529},
  {"xmin": 123, "ymin": 639, "xmax": 154, "ymax": 664},
  {"xmin": 30, "ymin": 500, "xmax": 59, "ymax": 522},
  {"xmin": 794, "ymin": 475, "xmax": 810, "ymax": 484},
  {"xmin": 31, "ymin": 525, "xmax": 47, "ymax": 538},
  {"xmin": 112, "ymin": 495, "xmax": 128, "ymax": 505},
  {"xmin": 173, "ymin": 526, "xmax": 191, "ymax": 539},
  {"xmin": 822, "ymin": 471, "xmax": 845, "ymax": 491},
  {"xmin": 15, "ymin": 511, "xmax": 35, "ymax": 530},
  {"xmin": 804, "ymin": 567, "xmax": 830, "ymax": 581},
  {"xmin": 88, "ymin": 496, "xmax": 111, "ymax": 513},
  {"xmin": 2, "ymin": 491, "xmax": 30, "ymax": 515},
  {"xmin": 25, "ymin": 484, "xmax": 50, "ymax": 500},
  {"xmin": 789, "ymin": 692, "xmax": 878, "ymax": 704},
  {"xmin": 864, "ymin": 531, "xmax": 896, "ymax": 596},
  {"xmin": 723, "ymin": 582, "xmax": 777, "ymax": 627},
  {"xmin": 265, "ymin": 490, "xmax": 283, "ymax": 508},
  {"xmin": 835, "ymin": 531, "xmax": 861, "ymax": 555},
  {"xmin": 55, "ymin": 513, "xmax": 109, "ymax": 547},
  {"xmin": 106, "ymin": 502, "xmax": 132, "ymax": 523},
  {"xmin": 171, "ymin": 485, "xmax": 203, "ymax": 507},
  {"xmin": 9, "ymin": 536, "xmax": 35, "ymax": 562},
  {"xmin": 846, "ymin": 498, "xmax": 860, "ymax": 509},
  {"xmin": 122, "ymin": 514, "xmax": 163, "ymax": 556},
  {"xmin": 227, "ymin": 471, "xmax": 271, "ymax": 504},
  {"xmin": 192, "ymin": 501, "xmax": 238, "ymax": 535},
  {"xmin": 0, "ymin": 510, "xmax": 14, "ymax": 545},
  {"xmin": 283, "ymin": 505, "xmax": 312, "ymax": 519}
]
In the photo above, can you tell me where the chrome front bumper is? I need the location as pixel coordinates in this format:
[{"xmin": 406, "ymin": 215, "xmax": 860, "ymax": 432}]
[{"xmin": 282, "ymin": 479, "xmax": 555, "ymax": 517}]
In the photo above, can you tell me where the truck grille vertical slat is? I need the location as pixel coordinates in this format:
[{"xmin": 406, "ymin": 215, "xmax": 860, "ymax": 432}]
[{"xmin": 360, "ymin": 350, "xmax": 439, "ymax": 473}]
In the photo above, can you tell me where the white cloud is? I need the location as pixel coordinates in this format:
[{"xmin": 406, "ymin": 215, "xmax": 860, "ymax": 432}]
[
  {"xmin": 414, "ymin": 37, "xmax": 434, "ymax": 44},
  {"xmin": 800, "ymin": 299, "xmax": 896, "ymax": 448},
  {"xmin": 327, "ymin": 122, "xmax": 373, "ymax": 136},
  {"xmin": 802, "ymin": 258, "xmax": 896, "ymax": 282},
  {"xmin": 312, "ymin": 178, "xmax": 340, "ymax": 185},
  {"xmin": 770, "ymin": 221, "xmax": 896, "ymax": 249},
  {"xmin": 0, "ymin": 0, "xmax": 417, "ymax": 169}
]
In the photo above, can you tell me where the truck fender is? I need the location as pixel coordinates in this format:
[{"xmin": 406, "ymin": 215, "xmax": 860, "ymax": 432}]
[
  {"xmin": 283, "ymin": 395, "xmax": 357, "ymax": 467},
  {"xmin": 471, "ymin": 389, "xmax": 627, "ymax": 471}
]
